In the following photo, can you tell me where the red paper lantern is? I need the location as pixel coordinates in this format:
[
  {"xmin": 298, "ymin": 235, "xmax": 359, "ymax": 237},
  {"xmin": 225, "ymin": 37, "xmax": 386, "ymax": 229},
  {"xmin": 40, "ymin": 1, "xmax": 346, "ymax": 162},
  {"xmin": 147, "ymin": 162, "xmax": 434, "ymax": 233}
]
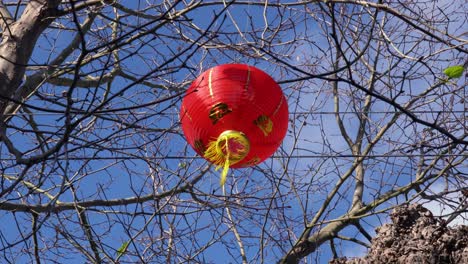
[{"xmin": 180, "ymin": 64, "xmax": 288, "ymax": 185}]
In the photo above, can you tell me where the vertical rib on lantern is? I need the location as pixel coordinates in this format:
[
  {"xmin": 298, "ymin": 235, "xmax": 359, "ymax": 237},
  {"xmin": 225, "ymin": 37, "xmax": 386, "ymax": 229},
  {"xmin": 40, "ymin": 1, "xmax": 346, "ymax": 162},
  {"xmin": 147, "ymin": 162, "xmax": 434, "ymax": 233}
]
[{"xmin": 180, "ymin": 64, "xmax": 289, "ymax": 185}]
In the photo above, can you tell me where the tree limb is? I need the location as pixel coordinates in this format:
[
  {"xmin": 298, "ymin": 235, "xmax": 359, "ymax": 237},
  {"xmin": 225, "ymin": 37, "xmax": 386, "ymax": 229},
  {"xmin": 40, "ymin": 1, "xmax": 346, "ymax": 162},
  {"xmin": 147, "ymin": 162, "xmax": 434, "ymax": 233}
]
[
  {"xmin": 0, "ymin": 0, "xmax": 14, "ymax": 34},
  {"xmin": 0, "ymin": 166, "xmax": 209, "ymax": 213},
  {"xmin": 0, "ymin": 0, "xmax": 61, "ymax": 116}
]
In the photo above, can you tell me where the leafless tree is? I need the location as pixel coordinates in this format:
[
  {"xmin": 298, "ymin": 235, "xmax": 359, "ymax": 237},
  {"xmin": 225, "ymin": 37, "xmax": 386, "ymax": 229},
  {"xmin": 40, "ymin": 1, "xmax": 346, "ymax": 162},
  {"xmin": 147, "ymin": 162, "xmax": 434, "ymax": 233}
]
[{"xmin": 0, "ymin": 1, "xmax": 466, "ymax": 263}]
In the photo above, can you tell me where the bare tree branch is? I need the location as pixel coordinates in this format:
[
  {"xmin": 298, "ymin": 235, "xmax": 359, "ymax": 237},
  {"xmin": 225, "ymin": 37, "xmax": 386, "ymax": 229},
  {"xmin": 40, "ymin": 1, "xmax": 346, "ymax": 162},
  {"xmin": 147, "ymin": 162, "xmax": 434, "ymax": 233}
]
[
  {"xmin": 0, "ymin": 1, "xmax": 466, "ymax": 263},
  {"xmin": 0, "ymin": 0, "xmax": 13, "ymax": 34}
]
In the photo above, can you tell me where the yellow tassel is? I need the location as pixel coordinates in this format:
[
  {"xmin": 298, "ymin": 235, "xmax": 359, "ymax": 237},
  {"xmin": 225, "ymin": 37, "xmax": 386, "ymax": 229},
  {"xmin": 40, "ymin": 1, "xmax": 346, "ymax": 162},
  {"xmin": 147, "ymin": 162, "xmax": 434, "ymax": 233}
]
[
  {"xmin": 204, "ymin": 130, "xmax": 250, "ymax": 186},
  {"xmin": 220, "ymin": 147, "xmax": 230, "ymax": 186}
]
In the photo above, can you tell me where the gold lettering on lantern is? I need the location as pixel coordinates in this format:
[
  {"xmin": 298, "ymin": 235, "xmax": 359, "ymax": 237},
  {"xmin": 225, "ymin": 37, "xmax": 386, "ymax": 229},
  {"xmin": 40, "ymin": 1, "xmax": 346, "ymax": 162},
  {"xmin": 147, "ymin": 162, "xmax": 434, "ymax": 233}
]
[
  {"xmin": 243, "ymin": 156, "xmax": 260, "ymax": 167},
  {"xmin": 254, "ymin": 115, "xmax": 273, "ymax": 136},
  {"xmin": 194, "ymin": 139, "xmax": 205, "ymax": 153},
  {"xmin": 209, "ymin": 103, "xmax": 232, "ymax": 124}
]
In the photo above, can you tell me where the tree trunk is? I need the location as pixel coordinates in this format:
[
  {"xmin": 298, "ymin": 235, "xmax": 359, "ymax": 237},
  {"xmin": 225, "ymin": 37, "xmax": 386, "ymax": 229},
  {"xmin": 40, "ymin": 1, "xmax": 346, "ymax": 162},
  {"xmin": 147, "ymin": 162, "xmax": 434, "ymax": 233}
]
[{"xmin": 0, "ymin": 0, "xmax": 60, "ymax": 117}]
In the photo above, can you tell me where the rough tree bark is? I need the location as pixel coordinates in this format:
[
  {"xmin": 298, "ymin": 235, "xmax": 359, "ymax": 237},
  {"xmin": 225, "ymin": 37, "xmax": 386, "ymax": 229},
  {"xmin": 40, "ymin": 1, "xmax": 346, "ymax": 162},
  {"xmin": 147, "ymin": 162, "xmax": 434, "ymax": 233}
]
[
  {"xmin": 0, "ymin": 0, "xmax": 60, "ymax": 117},
  {"xmin": 330, "ymin": 204, "xmax": 468, "ymax": 264}
]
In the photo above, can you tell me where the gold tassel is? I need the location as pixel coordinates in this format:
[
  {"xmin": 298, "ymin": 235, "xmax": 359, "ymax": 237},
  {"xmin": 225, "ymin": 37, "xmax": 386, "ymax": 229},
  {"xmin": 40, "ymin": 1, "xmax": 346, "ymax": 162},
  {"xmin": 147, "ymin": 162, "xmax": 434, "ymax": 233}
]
[
  {"xmin": 220, "ymin": 143, "xmax": 230, "ymax": 186},
  {"xmin": 204, "ymin": 130, "xmax": 250, "ymax": 186}
]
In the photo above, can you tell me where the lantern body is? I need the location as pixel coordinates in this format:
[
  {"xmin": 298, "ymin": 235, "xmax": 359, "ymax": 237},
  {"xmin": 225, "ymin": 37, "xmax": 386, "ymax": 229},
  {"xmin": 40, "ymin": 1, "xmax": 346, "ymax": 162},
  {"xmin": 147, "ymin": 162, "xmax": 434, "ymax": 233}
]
[{"xmin": 180, "ymin": 64, "xmax": 288, "ymax": 169}]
